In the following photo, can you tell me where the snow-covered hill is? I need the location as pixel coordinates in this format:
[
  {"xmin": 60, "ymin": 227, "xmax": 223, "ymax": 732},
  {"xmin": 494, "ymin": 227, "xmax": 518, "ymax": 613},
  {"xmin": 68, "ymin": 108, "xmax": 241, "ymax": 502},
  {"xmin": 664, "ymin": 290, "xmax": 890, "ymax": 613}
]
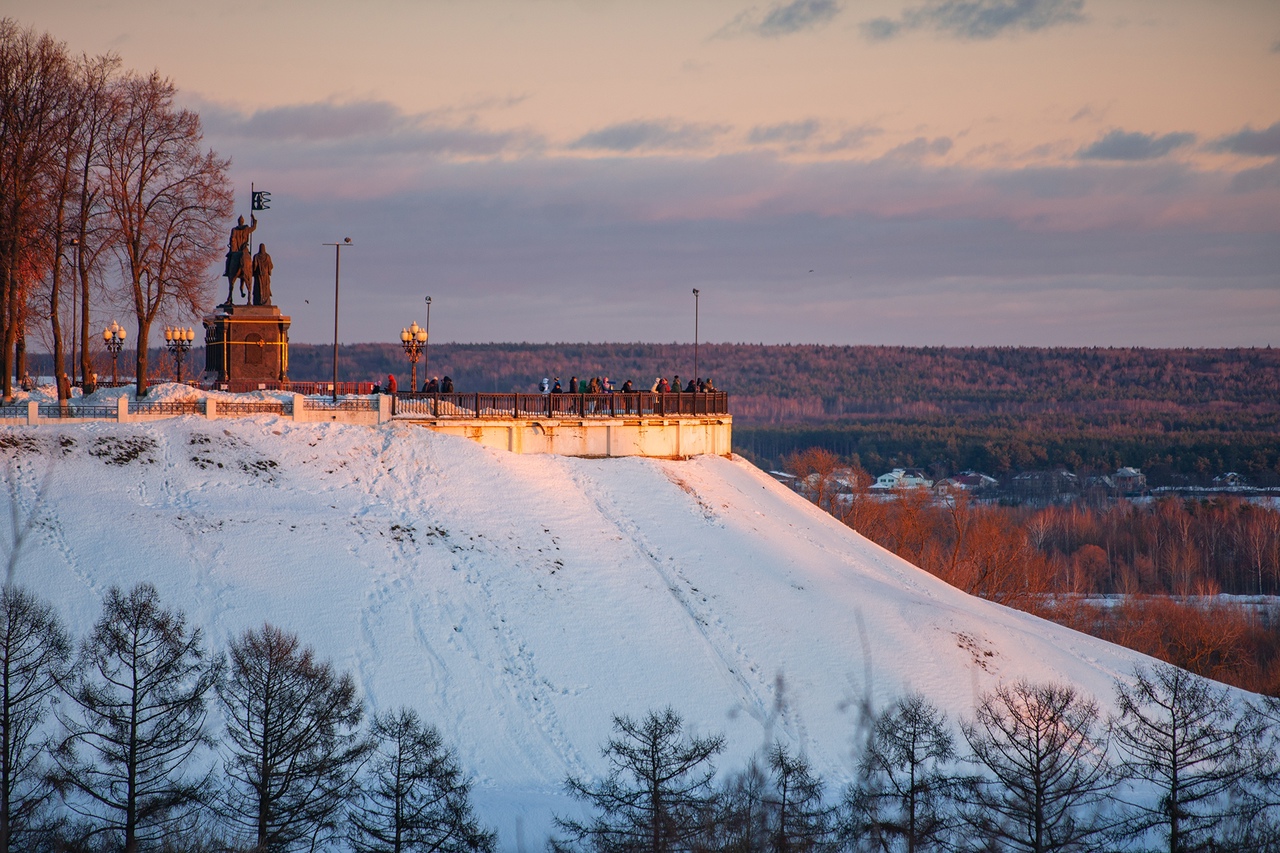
[{"xmin": 8, "ymin": 388, "xmax": 1165, "ymax": 846}]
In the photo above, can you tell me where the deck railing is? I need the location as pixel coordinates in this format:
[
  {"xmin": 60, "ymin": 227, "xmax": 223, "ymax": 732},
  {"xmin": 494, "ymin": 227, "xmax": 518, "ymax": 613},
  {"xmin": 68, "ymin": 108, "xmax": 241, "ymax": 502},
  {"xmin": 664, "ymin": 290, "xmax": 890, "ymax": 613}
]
[
  {"xmin": 1, "ymin": 391, "xmax": 727, "ymax": 423},
  {"xmin": 393, "ymin": 391, "xmax": 729, "ymax": 419}
]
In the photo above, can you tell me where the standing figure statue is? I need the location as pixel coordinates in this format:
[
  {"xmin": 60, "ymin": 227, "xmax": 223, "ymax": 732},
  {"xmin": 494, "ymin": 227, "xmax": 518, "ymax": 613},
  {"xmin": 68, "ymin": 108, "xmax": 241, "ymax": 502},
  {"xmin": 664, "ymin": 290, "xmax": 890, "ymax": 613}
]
[
  {"xmin": 223, "ymin": 214, "xmax": 257, "ymax": 305},
  {"xmin": 252, "ymin": 243, "xmax": 273, "ymax": 306}
]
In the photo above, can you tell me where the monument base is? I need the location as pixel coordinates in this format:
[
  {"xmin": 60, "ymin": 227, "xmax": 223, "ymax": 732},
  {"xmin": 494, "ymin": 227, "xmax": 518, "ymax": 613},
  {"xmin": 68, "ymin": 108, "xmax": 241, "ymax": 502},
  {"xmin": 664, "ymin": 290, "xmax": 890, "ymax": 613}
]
[{"xmin": 203, "ymin": 304, "xmax": 290, "ymax": 385}]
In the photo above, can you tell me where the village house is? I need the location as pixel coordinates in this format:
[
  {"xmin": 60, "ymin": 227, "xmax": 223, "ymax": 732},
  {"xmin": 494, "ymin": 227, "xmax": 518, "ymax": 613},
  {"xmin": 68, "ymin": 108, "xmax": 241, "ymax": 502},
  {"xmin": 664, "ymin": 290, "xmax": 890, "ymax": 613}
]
[{"xmin": 871, "ymin": 467, "xmax": 934, "ymax": 491}]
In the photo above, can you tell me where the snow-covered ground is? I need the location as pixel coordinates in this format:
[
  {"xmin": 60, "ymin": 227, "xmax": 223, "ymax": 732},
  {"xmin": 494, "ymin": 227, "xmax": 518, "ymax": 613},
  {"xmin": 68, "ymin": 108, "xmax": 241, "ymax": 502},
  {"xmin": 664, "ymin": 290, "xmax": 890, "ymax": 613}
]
[{"xmin": 6, "ymin": 384, "xmax": 1184, "ymax": 847}]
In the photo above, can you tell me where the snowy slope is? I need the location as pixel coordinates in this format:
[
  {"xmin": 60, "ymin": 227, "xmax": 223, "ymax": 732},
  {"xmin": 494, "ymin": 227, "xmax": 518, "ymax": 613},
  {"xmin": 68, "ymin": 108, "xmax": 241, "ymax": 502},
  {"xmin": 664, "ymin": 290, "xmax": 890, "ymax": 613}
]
[{"xmin": 7, "ymin": 388, "xmax": 1164, "ymax": 846}]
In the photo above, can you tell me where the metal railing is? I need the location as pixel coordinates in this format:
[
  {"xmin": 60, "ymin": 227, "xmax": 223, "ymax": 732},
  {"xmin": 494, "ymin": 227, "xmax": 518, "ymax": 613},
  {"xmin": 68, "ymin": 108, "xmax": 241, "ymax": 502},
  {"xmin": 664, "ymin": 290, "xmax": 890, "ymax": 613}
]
[
  {"xmin": 217, "ymin": 400, "xmax": 290, "ymax": 416},
  {"xmin": 129, "ymin": 401, "xmax": 201, "ymax": 416},
  {"xmin": 302, "ymin": 398, "xmax": 378, "ymax": 413},
  {"xmin": 393, "ymin": 391, "xmax": 729, "ymax": 419},
  {"xmin": 34, "ymin": 404, "xmax": 117, "ymax": 419}
]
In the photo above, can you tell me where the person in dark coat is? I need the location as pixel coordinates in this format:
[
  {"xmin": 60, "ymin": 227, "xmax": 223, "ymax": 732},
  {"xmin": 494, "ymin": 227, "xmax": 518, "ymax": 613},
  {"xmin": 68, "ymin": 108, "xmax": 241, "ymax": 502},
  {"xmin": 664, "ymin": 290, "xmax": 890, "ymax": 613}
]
[
  {"xmin": 685, "ymin": 378, "xmax": 697, "ymax": 392},
  {"xmin": 621, "ymin": 380, "xmax": 634, "ymax": 393},
  {"xmin": 569, "ymin": 376, "xmax": 579, "ymax": 394},
  {"xmin": 441, "ymin": 376, "xmax": 454, "ymax": 393},
  {"xmin": 552, "ymin": 378, "xmax": 563, "ymax": 393}
]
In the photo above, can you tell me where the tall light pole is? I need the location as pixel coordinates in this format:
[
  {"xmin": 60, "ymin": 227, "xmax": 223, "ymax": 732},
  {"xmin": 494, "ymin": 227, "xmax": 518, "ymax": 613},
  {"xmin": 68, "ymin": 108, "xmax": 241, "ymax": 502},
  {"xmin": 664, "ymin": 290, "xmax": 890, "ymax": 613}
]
[
  {"xmin": 68, "ymin": 237, "xmax": 80, "ymax": 385},
  {"xmin": 692, "ymin": 288, "xmax": 700, "ymax": 387},
  {"xmin": 324, "ymin": 238, "xmax": 353, "ymax": 401},
  {"xmin": 424, "ymin": 296, "xmax": 432, "ymax": 382}
]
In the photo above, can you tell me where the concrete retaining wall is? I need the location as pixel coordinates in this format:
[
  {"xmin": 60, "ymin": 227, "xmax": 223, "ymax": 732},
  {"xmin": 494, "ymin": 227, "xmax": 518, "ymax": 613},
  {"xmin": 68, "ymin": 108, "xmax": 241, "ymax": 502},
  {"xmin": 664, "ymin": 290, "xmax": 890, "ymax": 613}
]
[{"xmin": 403, "ymin": 416, "xmax": 732, "ymax": 458}]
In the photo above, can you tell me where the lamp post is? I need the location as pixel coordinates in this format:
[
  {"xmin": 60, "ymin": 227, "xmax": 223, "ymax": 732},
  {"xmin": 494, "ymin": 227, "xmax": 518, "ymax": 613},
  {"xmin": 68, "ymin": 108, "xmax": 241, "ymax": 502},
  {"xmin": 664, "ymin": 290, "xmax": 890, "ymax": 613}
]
[
  {"xmin": 103, "ymin": 321, "xmax": 126, "ymax": 385},
  {"xmin": 424, "ymin": 296, "xmax": 432, "ymax": 381},
  {"xmin": 323, "ymin": 238, "xmax": 353, "ymax": 402},
  {"xmin": 400, "ymin": 320, "xmax": 428, "ymax": 391},
  {"xmin": 164, "ymin": 326, "xmax": 194, "ymax": 385},
  {"xmin": 692, "ymin": 288, "xmax": 700, "ymax": 388},
  {"xmin": 68, "ymin": 237, "xmax": 80, "ymax": 385}
]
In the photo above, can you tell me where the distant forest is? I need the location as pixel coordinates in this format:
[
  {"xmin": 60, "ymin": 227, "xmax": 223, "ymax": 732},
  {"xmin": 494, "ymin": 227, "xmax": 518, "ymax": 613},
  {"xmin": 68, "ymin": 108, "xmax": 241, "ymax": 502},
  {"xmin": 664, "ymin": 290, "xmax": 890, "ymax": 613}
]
[
  {"xmin": 48, "ymin": 342, "xmax": 1277, "ymax": 485},
  {"xmin": 280, "ymin": 343, "xmax": 1280, "ymax": 485}
]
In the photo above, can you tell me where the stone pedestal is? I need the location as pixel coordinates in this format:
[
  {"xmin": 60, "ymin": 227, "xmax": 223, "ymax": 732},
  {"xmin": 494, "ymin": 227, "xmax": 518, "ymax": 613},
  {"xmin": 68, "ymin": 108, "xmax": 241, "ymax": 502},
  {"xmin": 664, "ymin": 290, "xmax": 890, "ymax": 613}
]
[{"xmin": 203, "ymin": 304, "xmax": 290, "ymax": 384}]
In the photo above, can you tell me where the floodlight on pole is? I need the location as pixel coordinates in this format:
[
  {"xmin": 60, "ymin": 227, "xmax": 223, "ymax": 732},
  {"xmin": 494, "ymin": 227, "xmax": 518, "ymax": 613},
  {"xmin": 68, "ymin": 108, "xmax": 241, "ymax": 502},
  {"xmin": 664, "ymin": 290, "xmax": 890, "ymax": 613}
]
[
  {"xmin": 424, "ymin": 296, "xmax": 432, "ymax": 382},
  {"xmin": 692, "ymin": 288, "xmax": 700, "ymax": 387},
  {"xmin": 323, "ymin": 238, "xmax": 353, "ymax": 401}
]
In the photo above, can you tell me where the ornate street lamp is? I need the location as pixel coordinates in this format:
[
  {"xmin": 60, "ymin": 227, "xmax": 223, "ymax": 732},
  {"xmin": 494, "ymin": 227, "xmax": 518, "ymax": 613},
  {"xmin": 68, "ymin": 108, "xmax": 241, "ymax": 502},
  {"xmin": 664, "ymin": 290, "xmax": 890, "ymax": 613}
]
[
  {"xmin": 102, "ymin": 321, "xmax": 126, "ymax": 385},
  {"xmin": 400, "ymin": 320, "xmax": 428, "ymax": 392},
  {"xmin": 164, "ymin": 325, "xmax": 194, "ymax": 385}
]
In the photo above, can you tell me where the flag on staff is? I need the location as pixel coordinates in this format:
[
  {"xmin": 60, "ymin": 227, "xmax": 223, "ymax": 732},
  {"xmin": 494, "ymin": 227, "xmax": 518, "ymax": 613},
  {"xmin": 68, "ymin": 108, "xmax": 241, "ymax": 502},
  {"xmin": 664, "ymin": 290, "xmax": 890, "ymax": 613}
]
[{"xmin": 252, "ymin": 190, "xmax": 271, "ymax": 211}]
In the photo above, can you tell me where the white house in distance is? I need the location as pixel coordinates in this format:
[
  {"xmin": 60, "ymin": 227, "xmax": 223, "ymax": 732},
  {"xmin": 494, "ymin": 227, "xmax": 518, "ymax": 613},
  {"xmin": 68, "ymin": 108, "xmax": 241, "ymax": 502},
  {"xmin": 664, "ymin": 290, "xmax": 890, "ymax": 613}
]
[{"xmin": 871, "ymin": 467, "xmax": 934, "ymax": 491}]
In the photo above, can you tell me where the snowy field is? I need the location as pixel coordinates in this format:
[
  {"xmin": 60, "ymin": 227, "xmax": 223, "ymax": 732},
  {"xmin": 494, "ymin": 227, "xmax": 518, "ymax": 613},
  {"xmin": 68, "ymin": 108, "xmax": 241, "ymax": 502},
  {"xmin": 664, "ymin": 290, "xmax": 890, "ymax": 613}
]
[{"xmin": 5, "ymin": 384, "xmax": 1193, "ymax": 847}]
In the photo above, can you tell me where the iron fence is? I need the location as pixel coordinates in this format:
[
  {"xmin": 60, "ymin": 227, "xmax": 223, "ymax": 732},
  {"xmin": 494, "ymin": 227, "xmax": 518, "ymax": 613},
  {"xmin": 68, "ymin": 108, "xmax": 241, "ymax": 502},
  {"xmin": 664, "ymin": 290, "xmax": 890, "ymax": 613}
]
[
  {"xmin": 302, "ymin": 398, "xmax": 378, "ymax": 413},
  {"xmin": 129, "ymin": 401, "xmax": 201, "ymax": 416},
  {"xmin": 216, "ymin": 400, "xmax": 290, "ymax": 416}
]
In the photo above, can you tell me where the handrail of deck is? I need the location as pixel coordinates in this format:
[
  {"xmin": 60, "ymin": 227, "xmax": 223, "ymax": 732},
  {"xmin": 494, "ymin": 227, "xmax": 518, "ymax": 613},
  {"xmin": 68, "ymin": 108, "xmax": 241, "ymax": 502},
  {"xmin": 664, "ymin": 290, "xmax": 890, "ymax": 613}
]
[{"xmin": 392, "ymin": 391, "xmax": 729, "ymax": 419}]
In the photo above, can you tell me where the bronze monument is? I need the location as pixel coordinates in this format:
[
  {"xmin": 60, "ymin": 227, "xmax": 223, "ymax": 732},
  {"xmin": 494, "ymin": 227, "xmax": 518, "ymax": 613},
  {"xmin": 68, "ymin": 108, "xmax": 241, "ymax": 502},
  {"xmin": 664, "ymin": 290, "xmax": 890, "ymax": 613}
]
[{"xmin": 205, "ymin": 214, "xmax": 290, "ymax": 386}]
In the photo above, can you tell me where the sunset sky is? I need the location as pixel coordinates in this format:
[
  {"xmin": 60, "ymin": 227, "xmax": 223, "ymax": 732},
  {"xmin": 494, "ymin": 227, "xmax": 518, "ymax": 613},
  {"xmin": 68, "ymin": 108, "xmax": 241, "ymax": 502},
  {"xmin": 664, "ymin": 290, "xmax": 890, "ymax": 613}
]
[{"xmin": 11, "ymin": 0, "xmax": 1280, "ymax": 346}]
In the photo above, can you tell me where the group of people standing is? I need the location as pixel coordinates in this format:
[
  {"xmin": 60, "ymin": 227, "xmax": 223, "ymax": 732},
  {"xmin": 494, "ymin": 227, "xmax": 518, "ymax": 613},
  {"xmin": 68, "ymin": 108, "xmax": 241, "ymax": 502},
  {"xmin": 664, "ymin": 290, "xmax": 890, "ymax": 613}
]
[
  {"xmin": 538, "ymin": 375, "xmax": 717, "ymax": 394},
  {"xmin": 371, "ymin": 375, "xmax": 454, "ymax": 394}
]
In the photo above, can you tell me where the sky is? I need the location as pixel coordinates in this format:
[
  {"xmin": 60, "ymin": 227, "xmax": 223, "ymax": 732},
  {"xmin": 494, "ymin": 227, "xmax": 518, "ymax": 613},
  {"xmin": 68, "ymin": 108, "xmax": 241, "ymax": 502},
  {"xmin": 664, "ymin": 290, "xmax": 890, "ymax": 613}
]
[{"xmin": 9, "ymin": 0, "xmax": 1280, "ymax": 346}]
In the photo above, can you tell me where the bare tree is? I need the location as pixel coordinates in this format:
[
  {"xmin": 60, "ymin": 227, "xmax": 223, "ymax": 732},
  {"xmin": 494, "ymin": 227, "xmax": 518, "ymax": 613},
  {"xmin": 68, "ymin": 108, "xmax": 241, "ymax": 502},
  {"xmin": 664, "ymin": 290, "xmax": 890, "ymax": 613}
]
[
  {"xmin": 0, "ymin": 20, "xmax": 72, "ymax": 399},
  {"xmin": 844, "ymin": 694, "xmax": 961, "ymax": 853},
  {"xmin": 960, "ymin": 681, "xmax": 1113, "ymax": 853},
  {"xmin": 0, "ymin": 586, "xmax": 70, "ymax": 851},
  {"xmin": 785, "ymin": 448, "xmax": 842, "ymax": 515},
  {"xmin": 35, "ymin": 43, "xmax": 85, "ymax": 403},
  {"xmin": 763, "ymin": 743, "xmax": 834, "ymax": 853},
  {"xmin": 219, "ymin": 623, "xmax": 368, "ymax": 852},
  {"xmin": 555, "ymin": 707, "xmax": 725, "ymax": 853},
  {"xmin": 712, "ymin": 759, "xmax": 771, "ymax": 853},
  {"xmin": 349, "ymin": 707, "xmax": 495, "ymax": 853},
  {"xmin": 1113, "ymin": 664, "xmax": 1266, "ymax": 853},
  {"xmin": 102, "ymin": 70, "xmax": 231, "ymax": 396},
  {"xmin": 67, "ymin": 51, "xmax": 122, "ymax": 391},
  {"xmin": 52, "ymin": 583, "xmax": 220, "ymax": 853}
]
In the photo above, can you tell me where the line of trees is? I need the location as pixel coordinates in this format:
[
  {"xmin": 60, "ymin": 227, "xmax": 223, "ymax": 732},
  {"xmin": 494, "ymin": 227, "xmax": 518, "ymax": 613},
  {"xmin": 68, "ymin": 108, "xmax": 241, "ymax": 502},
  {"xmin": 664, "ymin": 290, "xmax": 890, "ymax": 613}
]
[
  {"xmin": 8, "ymin": 579, "xmax": 1280, "ymax": 851},
  {"xmin": 786, "ymin": 448, "xmax": 1280, "ymax": 695},
  {"xmin": 1, "ymin": 583, "xmax": 494, "ymax": 853},
  {"xmin": 0, "ymin": 19, "xmax": 231, "ymax": 401},
  {"xmin": 554, "ymin": 676, "xmax": 1280, "ymax": 853}
]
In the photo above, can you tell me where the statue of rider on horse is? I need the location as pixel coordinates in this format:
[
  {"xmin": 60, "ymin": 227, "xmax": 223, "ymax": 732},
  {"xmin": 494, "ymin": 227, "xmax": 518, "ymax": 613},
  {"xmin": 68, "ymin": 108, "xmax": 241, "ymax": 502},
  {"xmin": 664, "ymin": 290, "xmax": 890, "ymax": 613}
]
[{"xmin": 223, "ymin": 214, "xmax": 257, "ymax": 305}]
